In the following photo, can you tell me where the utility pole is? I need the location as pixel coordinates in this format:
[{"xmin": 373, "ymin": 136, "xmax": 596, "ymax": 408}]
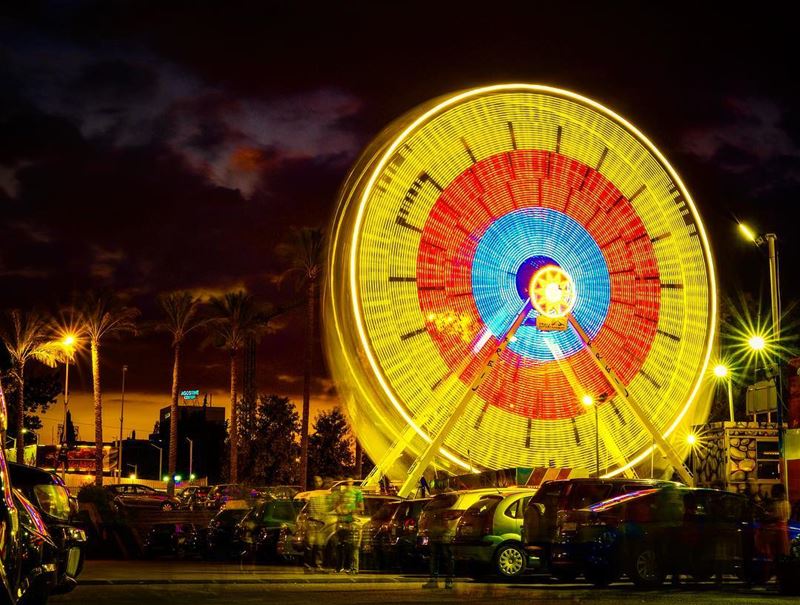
[{"xmin": 119, "ymin": 365, "xmax": 128, "ymax": 480}]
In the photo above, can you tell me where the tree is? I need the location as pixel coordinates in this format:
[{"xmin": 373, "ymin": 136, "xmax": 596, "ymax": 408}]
[
  {"xmin": 79, "ymin": 295, "xmax": 138, "ymax": 485},
  {"xmin": 208, "ymin": 291, "xmax": 269, "ymax": 483},
  {"xmin": 0, "ymin": 310, "xmax": 62, "ymax": 463},
  {"xmin": 243, "ymin": 394, "xmax": 301, "ymax": 485},
  {"xmin": 308, "ymin": 408, "xmax": 353, "ymax": 481},
  {"xmin": 4, "ymin": 370, "xmax": 62, "ymax": 437},
  {"xmin": 278, "ymin": 227, "xmax": 324, "ymax": 488},
  {"xmin": 156, "ymin": 292, "xmax": 206, "ymax": 495}
]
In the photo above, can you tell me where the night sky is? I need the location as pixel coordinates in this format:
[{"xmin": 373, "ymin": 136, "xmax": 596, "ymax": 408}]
[{"xmin": 2, "ymin": 2, "xmax": 798, "ymax": 443}]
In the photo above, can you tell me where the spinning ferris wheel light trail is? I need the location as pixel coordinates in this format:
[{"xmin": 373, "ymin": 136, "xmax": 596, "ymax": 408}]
[{"xmin": 324, "ymin": 84, "xmax": 717, "ymax": 491}]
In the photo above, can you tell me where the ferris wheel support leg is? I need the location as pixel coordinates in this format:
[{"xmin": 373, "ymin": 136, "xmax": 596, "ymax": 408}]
[
  {"xmin": 567, "ymin": 315, "xmax": 694, "ymax": 486},
  {"xmin": 362, "ymin": 404, "xmax": 445, "ymax": 489},
  {"xmin": 396, "ymin": 301, "xmax": 534, "ymax": 498}
]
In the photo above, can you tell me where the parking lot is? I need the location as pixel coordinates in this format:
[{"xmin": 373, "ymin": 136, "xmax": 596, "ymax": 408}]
[{"xmin": 50, "ymin": 560, "xmax": 794, "ymax": 604}]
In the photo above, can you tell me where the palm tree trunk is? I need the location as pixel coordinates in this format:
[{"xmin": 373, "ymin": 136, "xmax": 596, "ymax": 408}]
[
  {"xmin": 92, "ymin": 342, "xmax": 104, "ymax": 486},
  {"xmin": 354, "ymin": 440, "xmax": 363, "ymax": 479},
  {"xmin": 15, "ymin": 364, "xmax": 25, "ymax": 465},
  {"xmin": 229, "ymin": 350, "xmax": 239, "ymax": 483},
  {"xmin": 299, "ymin": 279, "xmax": 316, "ymax": 489},
  {"xmin": 167, "ymin": 342, "xmax": 180, "ymax": 496}
]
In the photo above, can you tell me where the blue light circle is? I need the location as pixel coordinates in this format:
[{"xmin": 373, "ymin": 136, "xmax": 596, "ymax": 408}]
[{"xmin": 471, "ymin": 208, "xmax": 610, "ymax": 361}]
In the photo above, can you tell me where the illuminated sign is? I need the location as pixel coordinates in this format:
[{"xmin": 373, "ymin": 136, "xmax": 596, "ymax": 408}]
[
  {"xmin": 536, "ymin": 316, "xmax": 568, "ymax": 332},
  {"xmin": 180, "ymin": 390, "xmax": 200, "ymax": 400}
]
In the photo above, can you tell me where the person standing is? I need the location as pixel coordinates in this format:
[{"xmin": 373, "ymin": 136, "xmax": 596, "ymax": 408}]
[
  {"xmin": 334, "ymin": 477, "xmax": 364, "ymax": 573},
  {"xmin": 422, "ymin": 505, "xmax": 455, "ymax": 589}
]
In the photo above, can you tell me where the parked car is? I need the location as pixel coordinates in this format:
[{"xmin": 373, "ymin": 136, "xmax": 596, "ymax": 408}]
[
  {"xmin": 3, "ymin": 487, "xmax": 60, "ymax": 605},
  {"xmin": 105, "ymin": 484, "xmax": 180, "ymax": 511},
  {"xmin": 143, "ymin": 523, "xmax": 206, "ymax": 559},
  {"xmin": 359, "ymin": 500, "xmax": 401, "ymax": 570},
  {"xmin": 552, "ymin": 486, "xmax": 766, "ymax": 587},
  {"xmin": 8, "ymin": 462, "xmax": 86, "ymax": 594},
  {"xmin": 0, "ymin": 384, "xmax": 59, "ymax": 605},
  {"xmin": 453, "ymin": 488, "xmax": 537, "ymax": 578},
  {"xmin": 206, "ymin": 507, "xmax": 251, "ymax": 559},
  {"xmin": 177, "ymin": 486, "xmax": 211, "ymax": 510},
  {"xmin": 382, "ymin": 497, "xmax": 430, "ymax": 571},
  {"xmin": 418, "ymin": 489, "xmax": 520, "ymax": 555},
  {"xmin": 205, "ymin": 484, "xmax": 253, "ymax": 510},
  {"xmin": 521, "ymin": 477, "xmax": 678, "ymax": 578},
  {"xmin": 235, "ymin": 499, "xmax": 305, "ymax": 562}
]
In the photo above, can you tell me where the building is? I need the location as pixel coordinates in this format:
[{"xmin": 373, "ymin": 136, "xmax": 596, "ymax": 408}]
[{"xmin": 155, "ymin": 403, "xmax": 227, "ymax": 483}]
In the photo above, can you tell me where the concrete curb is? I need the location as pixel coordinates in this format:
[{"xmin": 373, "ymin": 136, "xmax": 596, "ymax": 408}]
[{"xmin": 80, "ymin": 576, "xmax": 433, "ymax": 586}]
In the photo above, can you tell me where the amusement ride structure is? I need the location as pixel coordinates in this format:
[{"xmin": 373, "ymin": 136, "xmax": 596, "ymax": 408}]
[{"xmin": 324, "ymin": 85, "xmax": 717, "ymax": 496}]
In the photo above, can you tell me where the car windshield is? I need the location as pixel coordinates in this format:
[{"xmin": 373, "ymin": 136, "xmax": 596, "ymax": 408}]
[{"xmin": 269, "ymin": 501, "xmax": 298, "ymax": 522}]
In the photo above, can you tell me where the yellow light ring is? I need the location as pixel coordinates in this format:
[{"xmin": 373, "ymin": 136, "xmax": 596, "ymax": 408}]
[{"xmin": 324, "ymin": 84, "xmax": 717, "ymax": 478}]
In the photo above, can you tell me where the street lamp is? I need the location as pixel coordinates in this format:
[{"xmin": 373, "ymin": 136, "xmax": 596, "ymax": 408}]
[
  {"xmin": 713, "ymin": 363, "xmax": 735, "ymax": 423},
  {"xmin": 687, "ymin": 433, "xmax": 699, "ymax": 486},
  {"xmin": 582, "ymin": 394, "xmax": 599, "ymax": 477},
  {"xmin": 20, "ymin": 428, "xmax": 38, "ymax": 444},
  {"xmin": 149, "ymin": 442, "xmax": 163, "ymax": 481},
  {"xmin": 739, "ymin": 221, "xmax": 786, "ymax": 495},
  {"xmin": 748, "ymin": 334, "xmax": 766, "ymax": 352}
]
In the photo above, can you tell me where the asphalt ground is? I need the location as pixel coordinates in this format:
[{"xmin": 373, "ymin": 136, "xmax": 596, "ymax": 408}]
[{"xmin": 48, "ymin": 561, "xmax": 798, "ymax": 604}]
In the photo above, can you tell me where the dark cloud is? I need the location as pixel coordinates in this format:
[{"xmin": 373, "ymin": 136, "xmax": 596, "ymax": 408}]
[{"xmin": 1, "ymin": 2, "xmax": 798, "ymax": 427}]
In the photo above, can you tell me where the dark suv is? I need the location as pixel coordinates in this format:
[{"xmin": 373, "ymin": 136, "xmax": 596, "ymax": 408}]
[
  {"xmin": 521, "ymin": 478, "xmax": 678, "ymax": 578},
  {"xmin": 8, "ymin": 462, "xmax": 86, "ymax": 595},
  {"xmin": 552, "ymin": 486, "xmax": 761, "ymax": 587}
]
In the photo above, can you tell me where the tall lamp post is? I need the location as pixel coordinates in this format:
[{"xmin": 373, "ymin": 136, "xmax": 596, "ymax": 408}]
[
  {"xmin": 739, "ymin": 223, "xmax": 788, "ymax": 496},
  {"xmin": 713, "ymin": 364, "xmax": 734, "ymax": 423},
  {"xmin": 118, "ymin": 365, "xmax": 128, "ymax": 480},
  {"xmin": 185, "ymin": 437, "xmax": 194, "ymax": 480},
  {"xmin": 58, "ymin": 334, "xmax": 77, "ymax": 444},
  {"xmin": 582, "ymin": 394, "xmax": 599, "ymax": 477},
  {"xmin": 687, "ymin": 433, "xmax": 699, "ymax": 486}
]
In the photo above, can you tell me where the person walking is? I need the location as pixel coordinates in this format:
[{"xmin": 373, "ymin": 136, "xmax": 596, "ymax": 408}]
[
  {"xmin": 767, "ymin": 484, "xmax": 791, "ymax": 559},
  {"xmin": 422, "ymin": 505, "xmax": 455, "ymax": 589},
  {"xmin": 305, "ymin": 476, "xmax": 330, "ymax": 572},
  {"xmin": 334, "ymin": 477, "xmax": 364, "ymax": 573}
]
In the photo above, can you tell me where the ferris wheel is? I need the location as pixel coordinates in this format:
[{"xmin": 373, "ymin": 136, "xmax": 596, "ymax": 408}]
[{"xmin": 324, "ymin": 85, "xmax": 716, "ymax": 495}]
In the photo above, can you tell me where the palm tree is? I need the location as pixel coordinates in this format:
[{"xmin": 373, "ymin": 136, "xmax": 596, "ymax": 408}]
[
  {"xmin": 208, "ymin": 291, "xmax": 269, "ymax": 483},
  {"xmin": 278, "ymin": 227, "xmax": 324, "ymax": 489},
  {"xmin": 79, "ymin": 295, "xmax": 138, "ymax": 485},
  {"xmin": 156, "ymin": 292, "xmax": 206, "ymax": 496},
  {"xmin": 0, "ymin": 310, "xmax": 63, "ymax": 464}
]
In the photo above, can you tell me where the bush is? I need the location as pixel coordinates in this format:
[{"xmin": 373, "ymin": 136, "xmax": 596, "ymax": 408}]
[{"xmin": 77, "ymin": 484, "xmax": 117, "ymax": 520}]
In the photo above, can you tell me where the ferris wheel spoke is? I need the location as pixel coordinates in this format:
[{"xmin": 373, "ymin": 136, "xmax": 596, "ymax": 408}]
[{"xmin": 543, "ymin": 337, "xmax": 636, "ymax": 476}]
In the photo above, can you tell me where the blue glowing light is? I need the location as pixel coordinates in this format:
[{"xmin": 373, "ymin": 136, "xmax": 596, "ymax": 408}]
[{"xmin": 471, "ymin": 208, "xmax": 610, "ymax": 361}]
